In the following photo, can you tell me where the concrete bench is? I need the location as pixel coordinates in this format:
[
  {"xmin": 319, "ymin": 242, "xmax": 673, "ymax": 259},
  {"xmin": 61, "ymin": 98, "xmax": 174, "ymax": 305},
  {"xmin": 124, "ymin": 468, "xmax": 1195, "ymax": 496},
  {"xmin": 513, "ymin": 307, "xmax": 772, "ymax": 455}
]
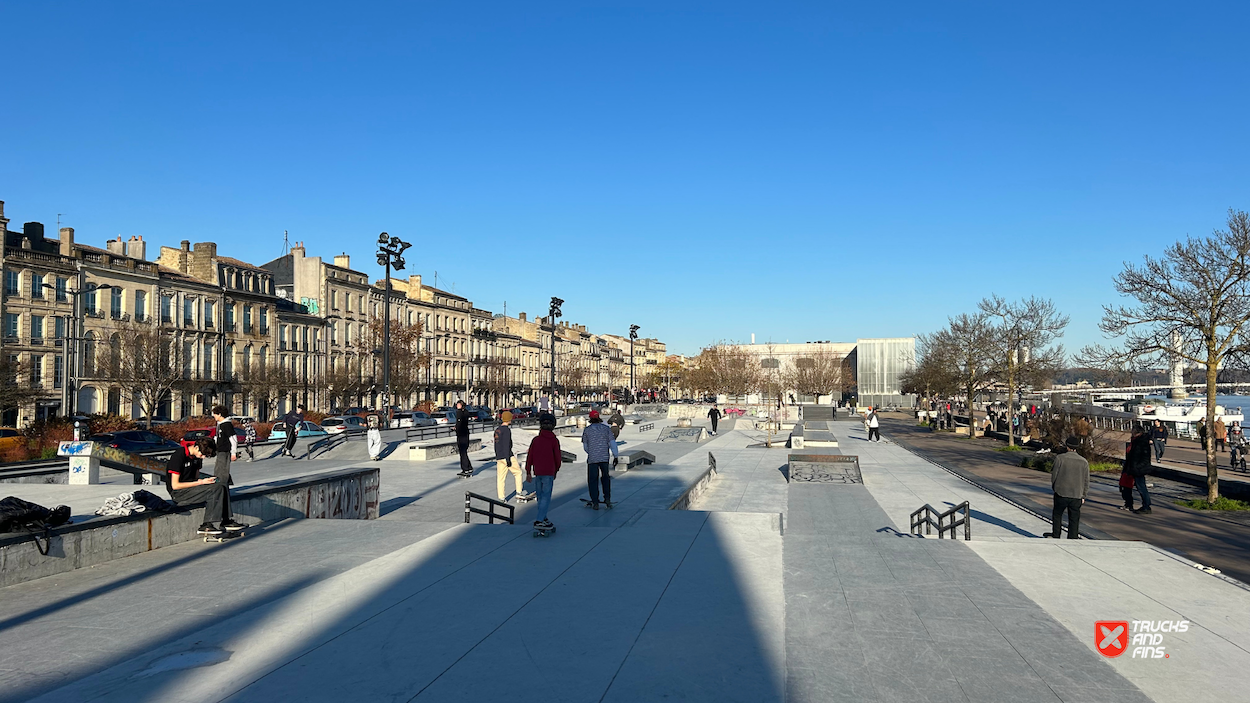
[
  {"xmin": 617, "ymin": 450, "xmax": 655, "ymax": 471},
  {"xmin": 408, "ymin": 438, "xmax": 481, "ymax": 461},
  {"xmin": 0, "ymin": 466, "xmax": 380, "ymax": 588}
]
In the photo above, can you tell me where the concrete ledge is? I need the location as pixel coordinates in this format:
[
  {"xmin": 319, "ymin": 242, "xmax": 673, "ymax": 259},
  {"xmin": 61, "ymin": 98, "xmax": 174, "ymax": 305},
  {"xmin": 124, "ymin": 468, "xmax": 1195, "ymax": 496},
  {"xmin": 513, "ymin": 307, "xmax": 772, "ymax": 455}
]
[
  {"xmin": 408, "ymin": 438, "xmax": 481, "ymax": 461},
  {"xmin": 618, "ymin": 450, "xmax": 656, "ymax": 471},
  {"xmin": 669, "ymin": 452, "xmax": 719, "ymax": 510},
  {"xmin": 0, "ymin": 466, "xmax": 380, "ymax": 588}
]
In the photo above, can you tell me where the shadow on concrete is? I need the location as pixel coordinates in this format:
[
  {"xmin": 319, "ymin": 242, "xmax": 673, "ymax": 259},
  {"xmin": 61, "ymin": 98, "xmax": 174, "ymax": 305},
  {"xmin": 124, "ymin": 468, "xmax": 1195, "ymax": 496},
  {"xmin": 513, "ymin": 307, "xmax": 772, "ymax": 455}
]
[
  {"xmin": 379, "ymin": 495, "xmax": 422, "ymax": 516},
  {"xmin": 25, "ymin": 473, "xmax": 784, "ymax": 702},
  {"xmin": 954, "ymin": 503, "xmax": 1038, "ymax": 537}
]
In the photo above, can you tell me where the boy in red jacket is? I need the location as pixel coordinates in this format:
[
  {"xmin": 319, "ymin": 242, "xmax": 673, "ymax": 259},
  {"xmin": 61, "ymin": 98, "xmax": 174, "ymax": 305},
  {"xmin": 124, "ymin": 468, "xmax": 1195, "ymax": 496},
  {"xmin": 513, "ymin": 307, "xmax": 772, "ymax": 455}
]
[{"xmin": 525, "ymin": 413, "xmax": 563, "ymax": 530}]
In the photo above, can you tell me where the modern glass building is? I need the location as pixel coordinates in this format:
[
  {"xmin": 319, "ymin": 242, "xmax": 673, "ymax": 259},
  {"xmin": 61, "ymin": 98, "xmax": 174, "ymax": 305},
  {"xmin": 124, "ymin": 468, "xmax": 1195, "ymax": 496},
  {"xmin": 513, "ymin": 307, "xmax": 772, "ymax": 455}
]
[{"xmin": 855, "ymin": 337, "xmax": 916, "ymax": 409}]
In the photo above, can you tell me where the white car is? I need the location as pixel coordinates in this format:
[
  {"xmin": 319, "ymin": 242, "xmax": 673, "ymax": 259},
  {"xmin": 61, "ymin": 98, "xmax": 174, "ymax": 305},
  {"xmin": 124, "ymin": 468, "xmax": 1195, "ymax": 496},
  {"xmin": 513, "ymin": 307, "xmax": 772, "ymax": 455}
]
[
  {"xmin": 431, "ymin": 412, "xmax": 452, "ymax": 425},
  {"xmin": 321, "ymin": 416, "xmax": 367, "ymax": 435}
]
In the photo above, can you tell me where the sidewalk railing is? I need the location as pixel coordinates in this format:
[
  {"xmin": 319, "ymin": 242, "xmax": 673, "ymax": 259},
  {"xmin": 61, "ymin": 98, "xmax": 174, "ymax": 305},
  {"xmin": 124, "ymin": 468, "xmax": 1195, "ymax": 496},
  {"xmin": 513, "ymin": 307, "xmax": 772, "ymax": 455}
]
[
  {"xmin": 464, "ymin": 491, "xmax": 515, "ymax": 524},
  {"xmin": 406, "ymin": 425, "xmax": 457, "ymax": 442},
  {"xmin": 909, "ymin": 501, "xmax": 971, "ymax": 540}
]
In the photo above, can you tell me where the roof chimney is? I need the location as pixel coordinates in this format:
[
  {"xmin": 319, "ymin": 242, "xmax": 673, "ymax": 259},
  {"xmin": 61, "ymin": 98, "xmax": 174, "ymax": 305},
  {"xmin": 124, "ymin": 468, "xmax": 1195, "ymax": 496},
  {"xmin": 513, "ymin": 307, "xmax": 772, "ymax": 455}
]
[
  {"xmin": 106, "ymin": 235, "xmax": 125, "ymax": 255},
  {"xmin": 519, "ymin": 312, "xmax": 526, "ymax": 323},
  {"xmin": 23, "ymin": 222, "xmax": 44, "ymax": 240},
  {"xmin": 59, "ymin": 227, "xmax": 74, "ymax": 257},
  {"xmin": 181, "ymin": 240, "xmax": 190, "ymax": 252},
  {"xmin": 126, "ymin": 235, "xmax": 146, "ymax": 261},
  {"xmin": 333, "ymin": 252, "xmax": 351, "ymax": 269},
  {"xmin": 0, "ymin": 201, "xmax": 8, "ymax": 237},
  {"xmin": 291, "ymin": 241, "xmax": 306, "ymax": 258}
]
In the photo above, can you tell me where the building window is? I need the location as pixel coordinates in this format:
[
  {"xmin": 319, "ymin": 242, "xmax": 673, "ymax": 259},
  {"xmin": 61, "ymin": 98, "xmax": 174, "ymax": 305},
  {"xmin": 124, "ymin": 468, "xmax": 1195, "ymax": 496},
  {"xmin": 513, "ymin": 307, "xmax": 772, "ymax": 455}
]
[
  {"xmin": 259, "ymin": 308, "xmax": 269, "ymax": 335},
  {"xmin": 55, "ymin": 277, "xmax": 68, "ymax": 302},
  {"xmin": 203, "ymin": 300, "xmax": 215, "ymax": 328},
  {"xmin": 86, "ymin": 285, "xmax": 98, "ymax": 315},
  {"xmin": 225, "ymin": 304, "xmax": 236, "ymax": 332},
  {"xmin": 53, "ymin": 356, "xmax": 63, "ymax": 389},
  {"xmin": 31, "ymin": 273, "xmax": 44, "ymax": 299},
  {"xmin": 243, "ymin": 305, "xmax": 253, "ymax": 334},
  {"xmin": 183, "ymin": 341, "xmax": 193, "ymax": 378},
  {"xmin": 279, "ymin": 325, "xmax": 288, "ymax": 350},
  {"xmin": 111, "ymin": 287, "xmax": 124, "ymax": 319},
  {"xmin": 183, "ymin": 298, "xmax": 194, "ymax": 327},
  {"xmin": 135, "ymin": 290, "xmax": 147, "ymax": 322},
  {"xmin": 330, "ymin": 290, "xmax": 338, "ymax": 310},
  {"xmin": 4, "ymin": 271, "xmax": 18, "ymax": 296},
  {"xmin": 224, "ymin": 344, "xmax": 234, "ymax": 378},
  {"xmin": 345, "ymin": 324, "xmax": 351, "ymax": 346},
  {"xmin": 31, "ymin": 315, "xmax": 43, "ymax": 345},
  {"xmin": 4, "ymin": 313, "xmax": 18, "ymax": 340},
  {"xmin": 161, "ymin": 294, "xmax": 173, "ymax": 323},
  {"xmin": 54, "ymin": 317, "xmax": 66, "ymax": 343},
  {"xmin": 30, "ymin": 355, "xmax": 43, "ymax": 387}
]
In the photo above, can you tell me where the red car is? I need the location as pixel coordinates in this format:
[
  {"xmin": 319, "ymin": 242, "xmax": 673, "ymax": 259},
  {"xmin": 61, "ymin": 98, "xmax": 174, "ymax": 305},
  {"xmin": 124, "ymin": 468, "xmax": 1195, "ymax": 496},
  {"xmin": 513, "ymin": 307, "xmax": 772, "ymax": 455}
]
[{"xmin": 180, "ymin": 425, "xmax": 247, "ymax": 450}]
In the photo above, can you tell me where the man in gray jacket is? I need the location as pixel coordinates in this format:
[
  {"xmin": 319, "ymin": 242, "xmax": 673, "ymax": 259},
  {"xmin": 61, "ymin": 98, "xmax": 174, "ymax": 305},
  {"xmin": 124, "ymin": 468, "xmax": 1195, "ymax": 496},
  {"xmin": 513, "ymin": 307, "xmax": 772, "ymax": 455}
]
[
  {"xmin": 1046, "ymin": 436, "xmax": 1090, "ymax": 539},
  {"xmin": 581, "ymin": 409, "xmax": 619, "ymax": 509}
]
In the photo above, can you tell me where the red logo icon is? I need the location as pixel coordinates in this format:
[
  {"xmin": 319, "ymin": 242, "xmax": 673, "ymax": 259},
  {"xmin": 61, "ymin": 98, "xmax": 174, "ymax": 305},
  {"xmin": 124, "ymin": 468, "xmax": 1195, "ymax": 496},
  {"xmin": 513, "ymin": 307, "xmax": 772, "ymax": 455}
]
[{"xmin": 1096, "ymin": 621, "xmax": 1129, "ymax": 657}]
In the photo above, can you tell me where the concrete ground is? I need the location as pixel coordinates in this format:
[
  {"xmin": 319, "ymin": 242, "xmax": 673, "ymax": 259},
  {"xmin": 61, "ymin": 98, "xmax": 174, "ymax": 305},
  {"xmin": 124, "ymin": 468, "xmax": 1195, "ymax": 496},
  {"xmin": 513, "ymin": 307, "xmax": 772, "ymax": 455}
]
[{"xmin": 2, "ymin": 418, "xmax": 1249, "ymax": 702}]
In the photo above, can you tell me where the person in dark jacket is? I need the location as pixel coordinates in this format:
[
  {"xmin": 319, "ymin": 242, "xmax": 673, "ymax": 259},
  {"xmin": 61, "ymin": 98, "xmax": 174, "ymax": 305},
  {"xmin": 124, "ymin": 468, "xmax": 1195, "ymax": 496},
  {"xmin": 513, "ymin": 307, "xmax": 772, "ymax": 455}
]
[
  {"xmin": 1045, "ymin": 437, "xmax": 1089, "ymax": 539},
  {"xmin": 607, "ymin": 408, "xmax": 625, "ymax": 439},
  {"xmin": 454, "ymin": 400, "xmax": 473, "ymax": 477},
  {"xmin": 494, "ymin": 411, "xmax": 525, "ymax": 500},
  {"xmin": 1126, "ymin": 423, "xmax": 1154, "ymax": 514},
  {"xmin": 525, "ymin": 413, "xmax": 563, "ymax": 529},
  {"xmin": 1150, "ymin": 420, "xmax": 1168, "ymax": 461},
  {"xmin": 707, "ymin": 405, "xmax": 722, "ymax": 436},
  {"xmin": 281, "ymin": 405, "xmax": 305, "ymax": 458}
]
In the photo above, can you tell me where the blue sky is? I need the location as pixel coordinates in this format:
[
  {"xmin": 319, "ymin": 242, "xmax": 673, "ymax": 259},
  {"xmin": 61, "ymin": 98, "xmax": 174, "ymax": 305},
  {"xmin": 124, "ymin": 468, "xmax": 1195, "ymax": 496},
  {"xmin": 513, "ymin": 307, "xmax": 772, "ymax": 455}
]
[{"xmin": 3, "ymin": 1, "xmax": 1248, "ymax": 356}]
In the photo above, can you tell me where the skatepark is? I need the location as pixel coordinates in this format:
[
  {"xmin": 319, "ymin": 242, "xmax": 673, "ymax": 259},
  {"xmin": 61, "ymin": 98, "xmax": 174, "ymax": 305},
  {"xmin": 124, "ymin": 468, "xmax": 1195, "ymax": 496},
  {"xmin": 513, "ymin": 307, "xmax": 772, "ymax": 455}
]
[{"xmin": 1, "ymin": 414, "xmax": 1248, "ymax": 702}]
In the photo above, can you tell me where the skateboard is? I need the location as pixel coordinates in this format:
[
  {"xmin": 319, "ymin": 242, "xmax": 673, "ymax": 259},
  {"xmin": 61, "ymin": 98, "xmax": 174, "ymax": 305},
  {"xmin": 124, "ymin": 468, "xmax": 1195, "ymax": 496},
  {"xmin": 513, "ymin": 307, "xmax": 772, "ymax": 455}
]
[
  {"xmin": 456, "ymin": 471, "xmax": 473, "ymax": 479},
  {"xmin": 204, "ymin": 530, "xmax": 244, "ymax": 543},
  {"xmin": 516, "ymin": 492, "xmax": 536, "ymax": 503},
  {"xmin": 580, "ymin": 498, "xmax": 614, "ymax": 509},
  {"xmin": 532, "ymin": 524, "xmax": 556, "ymax": 538}
]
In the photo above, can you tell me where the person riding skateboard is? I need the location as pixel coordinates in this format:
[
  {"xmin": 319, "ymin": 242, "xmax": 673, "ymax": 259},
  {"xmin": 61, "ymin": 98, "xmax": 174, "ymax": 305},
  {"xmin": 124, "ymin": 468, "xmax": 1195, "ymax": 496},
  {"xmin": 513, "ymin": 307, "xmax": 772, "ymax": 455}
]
[
  {"xmin": 525, "ymin": 413, "xmax": 562, "ymax": 531},
  {"xmin": 280, "ymin": 404, "xmax": 305, "ymax": 457}
]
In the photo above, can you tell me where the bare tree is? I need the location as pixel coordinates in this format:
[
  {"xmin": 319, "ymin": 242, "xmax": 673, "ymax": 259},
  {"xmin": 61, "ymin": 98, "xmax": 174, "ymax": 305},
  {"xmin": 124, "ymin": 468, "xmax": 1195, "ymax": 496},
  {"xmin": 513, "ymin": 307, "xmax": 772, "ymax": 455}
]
[
  {"xmin": 900, "ymin": 337, "xmax": 960, "ymax": 400},
  {"xmin": 0, "ymin": 355, "xmax": 39, "ymax": 422},
  {"xmin": 924, "ymin": 313, "xmax": 998, "ymax": 423},
  {"xmin": 246, "ymin": 358, "xmax": 298, "ymax": 421},
  {"xmin": 786, "ymin": 348, "xmax": 849, "ymax": 403},
  {"xmin": 980, "ymin": 295, "xmax": 1069, "ymax": 446},
  {"xmin": 688, "ymin": 343, "xmax": 761, "ymax": 399},
  {"xmin": 1080, "ymin": 209, "xmax": 1250, "ymax": 502},
  {"xmin": 93, "ymin": 321, "xmax": 188, "ymax": 428}
]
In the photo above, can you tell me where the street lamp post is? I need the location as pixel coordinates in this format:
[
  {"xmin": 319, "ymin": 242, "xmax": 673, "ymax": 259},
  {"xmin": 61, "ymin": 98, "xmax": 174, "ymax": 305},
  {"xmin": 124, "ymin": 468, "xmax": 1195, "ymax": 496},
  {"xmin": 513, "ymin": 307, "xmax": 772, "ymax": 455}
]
[
  {"xmin": 629, "ymin": 324, "xmax": 639, "ymax": 404},
  {"xmin": 548, "ymin": 297, "xmax": 563, "ymax": 406},
  {"xmin": 376, "ymin": 232, "xmax": 411, "ymax": 412}
]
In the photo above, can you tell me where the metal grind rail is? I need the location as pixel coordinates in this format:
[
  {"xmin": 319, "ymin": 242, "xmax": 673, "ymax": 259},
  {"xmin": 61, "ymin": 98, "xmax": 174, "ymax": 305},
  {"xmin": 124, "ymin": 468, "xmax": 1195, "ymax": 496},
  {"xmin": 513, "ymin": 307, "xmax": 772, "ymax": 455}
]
[
  {"xmin": 909, "ymin": 501, "xmax": 971, "ymax": 540},
  {"xmin": 464, "ymin": 491, "xmax": 515, "ymax": 524}
]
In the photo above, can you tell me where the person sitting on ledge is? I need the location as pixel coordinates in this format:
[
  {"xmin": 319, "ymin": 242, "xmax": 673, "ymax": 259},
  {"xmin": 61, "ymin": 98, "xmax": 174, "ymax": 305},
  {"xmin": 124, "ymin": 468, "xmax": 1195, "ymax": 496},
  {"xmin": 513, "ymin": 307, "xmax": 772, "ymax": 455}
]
[{"xmin": 165, "ymin": 437, "xmax": 246, "ymax": 537}]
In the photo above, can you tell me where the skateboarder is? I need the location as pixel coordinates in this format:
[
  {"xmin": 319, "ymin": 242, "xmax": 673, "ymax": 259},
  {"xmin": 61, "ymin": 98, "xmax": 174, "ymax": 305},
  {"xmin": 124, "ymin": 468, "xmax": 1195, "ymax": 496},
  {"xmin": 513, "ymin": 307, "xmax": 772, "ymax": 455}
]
[
  {"xmin": 454, "ymin": 400, "xmax": 473, "ymax": 477},
  {"xmin": 608, "ymin": 407, "xmax": 625, "ymax": 439},
  {"xmin": 581, "ymin": 409, "xmax": 619, "ymax": 509},
  {"xmin": 366, "ymin": 412, "xmax": 384, "ymax": 461},
  {"xmin": 707, "ymin": 405, "xmax": 721, "ymax": 436},
  {"xmin": 210, "ymin": 406, "xmax": 237, "ymax": 517},
  {"xmin": 866, "ymin": 406, "xmax": 881, "ymax": 442},
  {"xmin": 495, "ymin": 411, "xmax": 526, "ymax": 500},
  {"xmin": 525, "ymin": 413, "xmax": 562, "ymax": 531},
  {"xmin": 281, "ymin": 404, "xmax": 305, "ymax": 457},
  {"xmin": 165, "ymin": 438, "xmax": 244, "ymax": 536},
  {"xmin": 241, "ymin": 417, "xmax": 257, "ymax": 462}
]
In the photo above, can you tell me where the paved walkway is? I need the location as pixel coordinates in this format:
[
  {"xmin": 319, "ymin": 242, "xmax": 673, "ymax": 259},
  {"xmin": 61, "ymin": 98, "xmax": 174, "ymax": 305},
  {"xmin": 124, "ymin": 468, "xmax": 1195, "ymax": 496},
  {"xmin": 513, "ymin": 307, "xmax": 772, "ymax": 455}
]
[{"xmin": 883, "ymin": 418, "xmax": 1250, "ymax": 584}]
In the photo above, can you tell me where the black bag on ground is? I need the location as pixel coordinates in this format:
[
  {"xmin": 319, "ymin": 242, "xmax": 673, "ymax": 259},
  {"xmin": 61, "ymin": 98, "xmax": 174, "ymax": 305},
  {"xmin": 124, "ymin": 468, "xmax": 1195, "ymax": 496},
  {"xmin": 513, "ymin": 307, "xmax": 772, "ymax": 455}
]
[{"xmin": 0, "ymin": 496, "xmax": 72, "ymax": 556}]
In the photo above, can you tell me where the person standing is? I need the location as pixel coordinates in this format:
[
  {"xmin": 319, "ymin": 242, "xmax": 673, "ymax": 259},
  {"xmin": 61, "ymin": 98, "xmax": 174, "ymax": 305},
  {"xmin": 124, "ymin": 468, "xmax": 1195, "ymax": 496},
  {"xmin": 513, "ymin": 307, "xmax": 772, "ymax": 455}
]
[
  {"xmin": 581, "ymin": 409, "xmax": 619, "ymax": 509},
  {"xmin": 366, "ymin": 412, "xmax": 384, "ymax": 461},
  {"xmin": 241, "ymin": 417, "xmax": 257, "ymax": 462},
  {"xmin": 210, "ymin": 406, "xmax": 237, "ymax": 525},
  {"xmin": 1197, "ymin": 418, "xmax": 1208, "ymax": 451},
  {"xmin": 1215, "ymin": 417, "xmax": 1227, "ymax": 452},
  {"xmin": 281, "ymin": 405, "xmax": 305, "ymax": 458},
  {"xmin": 1229, "ymin": 421, "xmax": 1246, "ymax": 470},
  {"xmin": 454, "ymin": 400, "xmax": 473, "ymax": 477},
  {"xmin": 494, "ymin": 411, "xmax": 526, "ymax": 500},
  {"xmin": 1126, "ymin": 423, "xmax": 1154, "ymax": 514},
  {"xmin": 1150, "ymin": 420, "xmax": 1168, "ymax": 461},
  {"xmin": 1045, "ymin": 437, "xmax": 1089, "ymax": 539},
  {"xmin": 707, "ymin": 405, "xmax": 722, "ymax": 436},
  {"xmin": 1117, "ymin": 441, "xmax": 1136, "ymax": 511},
  {"xmin": 866, "ymin": 406, "xmax": 881, "ymax": 442},
  {"xmin": 525, "ymin": 413, "xmax": 562, "ymax": 531}
]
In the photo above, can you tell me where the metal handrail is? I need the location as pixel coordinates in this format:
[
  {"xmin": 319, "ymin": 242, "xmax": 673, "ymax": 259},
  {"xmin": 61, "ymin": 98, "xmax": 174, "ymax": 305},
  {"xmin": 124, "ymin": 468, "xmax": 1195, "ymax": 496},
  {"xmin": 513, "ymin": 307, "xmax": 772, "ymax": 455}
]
[
  {"xmin": 464, "ymin": 491, "xmax": 515, "ymax": 524},
  {"xmin": 909, "ymin": 501, "xmax": 971, "ymax": 540}
]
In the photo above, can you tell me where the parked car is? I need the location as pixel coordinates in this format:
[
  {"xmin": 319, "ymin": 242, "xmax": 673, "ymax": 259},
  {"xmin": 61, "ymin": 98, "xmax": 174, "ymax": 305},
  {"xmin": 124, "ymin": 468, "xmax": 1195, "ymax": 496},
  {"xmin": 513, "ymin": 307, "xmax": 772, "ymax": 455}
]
[
  {"xmin": 411, "ymin": 411, "xmax": 436, "ymax": 427},
  {"xmin": 268, "ymin": 421, "xmax": 329, "ymax": 440},
  {"xmin": 90, "ymin": 430, "xmax": 182, "ymax": 453},
  {"xmin": 431, "ymin": 412, "xmax": 453, "ymax": 425},
  {"xmin": 0, "ymin": 427, "xmax": 24, "ymax": 452},
  {"xmin": 470, "ymin": 409, "xmax": 494, "ymax": 422},
  {"xmin": 321, "ymin": 416, "xmax": 367, "ymax": 435},
  {"xmin": 390, "ymin": 412, "xmax": 416, "ymax": 429},
  {"xmin": 514, "ymin": 406, "xmax": 538, "ymax": 418},
  {"xmin": 179, "ymin": 425, "xmax": 247, "ymax": 450}
]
